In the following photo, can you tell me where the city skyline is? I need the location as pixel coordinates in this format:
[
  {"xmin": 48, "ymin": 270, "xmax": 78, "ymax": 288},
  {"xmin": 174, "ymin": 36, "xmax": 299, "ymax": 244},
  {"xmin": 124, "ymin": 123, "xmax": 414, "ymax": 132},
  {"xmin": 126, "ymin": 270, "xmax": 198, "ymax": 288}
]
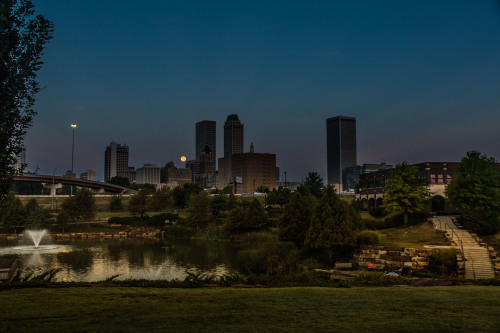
[{"xmin": 23, "ymin": 1, "xmax": 500, "ymax": 181}]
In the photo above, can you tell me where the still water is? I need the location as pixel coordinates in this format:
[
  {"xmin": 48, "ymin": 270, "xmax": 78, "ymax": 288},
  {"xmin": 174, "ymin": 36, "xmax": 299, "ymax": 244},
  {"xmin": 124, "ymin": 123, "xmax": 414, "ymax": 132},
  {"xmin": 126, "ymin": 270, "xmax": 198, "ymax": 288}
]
[{"xmin": 0, "ymin": 237, "xmax": 239, "ymax": 282}]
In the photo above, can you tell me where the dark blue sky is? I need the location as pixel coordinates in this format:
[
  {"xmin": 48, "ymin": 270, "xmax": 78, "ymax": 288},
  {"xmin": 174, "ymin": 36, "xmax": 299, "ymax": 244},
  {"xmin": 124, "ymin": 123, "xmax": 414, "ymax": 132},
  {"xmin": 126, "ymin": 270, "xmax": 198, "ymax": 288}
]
[{"xmin": 26, "ymin": 0, "xmax": 500, "ymax": 181}]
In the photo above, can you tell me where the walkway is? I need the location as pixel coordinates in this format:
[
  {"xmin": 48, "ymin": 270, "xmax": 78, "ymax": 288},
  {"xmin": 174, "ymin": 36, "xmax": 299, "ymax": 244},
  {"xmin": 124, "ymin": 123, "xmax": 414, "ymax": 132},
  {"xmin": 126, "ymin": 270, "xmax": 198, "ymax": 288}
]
[{"xmin": 432, "ymin": 216, "xmax": 495, "ymax": 279}]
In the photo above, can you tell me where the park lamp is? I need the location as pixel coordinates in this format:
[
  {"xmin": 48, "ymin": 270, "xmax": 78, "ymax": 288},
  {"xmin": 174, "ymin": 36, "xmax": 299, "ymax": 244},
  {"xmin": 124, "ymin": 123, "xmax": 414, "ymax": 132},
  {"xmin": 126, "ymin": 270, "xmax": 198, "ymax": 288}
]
[{"xmin": 71, "ymin": 124, "xmax": 77, "ymax": 129}]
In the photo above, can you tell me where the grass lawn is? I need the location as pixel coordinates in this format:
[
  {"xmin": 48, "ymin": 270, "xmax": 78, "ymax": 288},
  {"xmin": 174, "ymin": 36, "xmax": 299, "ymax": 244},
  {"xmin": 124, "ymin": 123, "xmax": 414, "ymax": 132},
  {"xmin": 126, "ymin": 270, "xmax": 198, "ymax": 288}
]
[
  {"xmin": 0, "ymin": 286, "xmax": 499, "ymax": 332},
  {"xmin": 377, "ymin": 222, "xmax": 449, "ymax": 249}
]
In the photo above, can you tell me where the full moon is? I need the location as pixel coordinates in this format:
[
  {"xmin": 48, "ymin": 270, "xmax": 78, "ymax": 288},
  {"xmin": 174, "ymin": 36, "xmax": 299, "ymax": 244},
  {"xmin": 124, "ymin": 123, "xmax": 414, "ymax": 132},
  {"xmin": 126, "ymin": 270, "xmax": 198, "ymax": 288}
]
[{"xmin": 180, "ymin": 156, "xmax": 187, "ymax": 162}]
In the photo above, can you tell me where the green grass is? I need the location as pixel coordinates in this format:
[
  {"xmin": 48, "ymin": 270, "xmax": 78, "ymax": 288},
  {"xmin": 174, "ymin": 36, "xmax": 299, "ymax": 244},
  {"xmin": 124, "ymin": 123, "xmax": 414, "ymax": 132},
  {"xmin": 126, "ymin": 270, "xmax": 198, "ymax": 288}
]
[
  {"xmin": 0, "ymin": 286, "xmax": 499, "ymax": 332},
  {"xmin": 377, "ymin": 222, "xmax": 449, "ymax": 248}
]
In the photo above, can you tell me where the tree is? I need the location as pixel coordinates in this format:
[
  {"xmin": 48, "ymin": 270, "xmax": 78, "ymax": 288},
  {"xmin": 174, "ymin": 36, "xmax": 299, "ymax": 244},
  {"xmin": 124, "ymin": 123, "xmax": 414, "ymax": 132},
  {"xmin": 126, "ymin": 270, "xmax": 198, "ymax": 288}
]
[
  {"xmin": 172, "ymin": 182, "xmax": 202, "ymax": 208},
  {"xmin": 446, "ymin": 151, "xmax": 500, "ymax": 235},
  {"xmin": 107, "ymin": 176, "xmax": 130, "ymax": 188},
  {"xmin": 299, "ymin": 172, "xmax": 324, "ymax": 199},
  {"xmin": 185, "ymin": 191, "xmax": 212, "ymax": 228},
  {"xmin": 382, "ymin": 162, "xmax": 429, "ymax": 225},
  {"xmin": 278, "ymin": 192, "xmax": 314, "ymax": 247},
  {"xmin": 0, "ymin": 1, "xmax": 53, "ymax": 200},
  {"xmin": 127, "ymin": 188, "xmax": 151, "ymax": 218},
  {"xmin": 108, "ymin": 195, "xmax": 123, "ymax": 212},
  {"xmin": 0, "ymin": 192, "xmax": 25, "ymax": 230},
  {"xmin": 225, "ymin": 199, "xmax": 268, "ymax": 234},
  {"xmin": 60, "ymin": 188, "xmax": 96, "ymax": 221},
  {"xmin": 267, "ymin": 186, "xmax": 291, "ymax": 207},
  {"xmin": 24, "ymin": 197, "xmax": 50, "ymax": 228},
  {"xmin": 305, "ymin": 185, "xmax": 362, "ymax": 263},
  {"xmin": 256, "ymin": 186, "xmax": 270, "ymax": 194},
  {"xmin": 149, "ymin": 186, "xmax": 172, "ymax": 211}
]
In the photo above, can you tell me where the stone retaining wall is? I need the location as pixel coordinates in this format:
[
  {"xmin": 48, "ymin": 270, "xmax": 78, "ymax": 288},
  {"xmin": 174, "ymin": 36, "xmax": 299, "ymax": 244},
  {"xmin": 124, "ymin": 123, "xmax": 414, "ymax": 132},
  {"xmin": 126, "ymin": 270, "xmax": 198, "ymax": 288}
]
[
  {"xmin": 354, "ymin": 246, "xmax": 463, "ymax": 273},
  {"xmin": 0, "ymin": 229, "xmax": 165, "ymax": 240}
]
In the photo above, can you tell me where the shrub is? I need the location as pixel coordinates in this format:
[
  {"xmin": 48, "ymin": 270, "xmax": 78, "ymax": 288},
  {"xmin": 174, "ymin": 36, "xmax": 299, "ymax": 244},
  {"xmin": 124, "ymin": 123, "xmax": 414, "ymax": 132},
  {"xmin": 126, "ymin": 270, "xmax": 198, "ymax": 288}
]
[
  {"xmin": 238, "ymin": 232, "xmax": 299, "ymax": 275},
  {"xmin": 369, "ymin": 206, "xmax": 388, "ymax": 218},
  {"xmin": 149, "ymin": 213, "xmax": 179, "ymax": 227},
  {"xmin": 357, "ymin": 230, "xmax": 380, "ymax": 246},
  {"xmin": 428, "ymin": 248, "xmax": 457, "ymax": 276}
]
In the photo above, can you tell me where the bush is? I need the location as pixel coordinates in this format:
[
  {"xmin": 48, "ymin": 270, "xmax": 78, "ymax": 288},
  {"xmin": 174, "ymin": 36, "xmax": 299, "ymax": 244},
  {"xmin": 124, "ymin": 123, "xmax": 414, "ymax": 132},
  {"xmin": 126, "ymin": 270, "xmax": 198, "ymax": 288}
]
[
  {"xmin": 149, "ymin": 213, "xmax": 179, "ymax": 227},
  {"xmin": 357, "ymin": 230, "xmax": 380, "ymax": 246},
  {"xmin": 369, "ymin": 207, "xmax": 388, "ymax": 218},
  {"xmin": 238, "ymin": 232, "xmax": 299, "ymax": 275},
  {"xmin": 428, "ymin": 249, "xmax": 457, "ymax": 276}
]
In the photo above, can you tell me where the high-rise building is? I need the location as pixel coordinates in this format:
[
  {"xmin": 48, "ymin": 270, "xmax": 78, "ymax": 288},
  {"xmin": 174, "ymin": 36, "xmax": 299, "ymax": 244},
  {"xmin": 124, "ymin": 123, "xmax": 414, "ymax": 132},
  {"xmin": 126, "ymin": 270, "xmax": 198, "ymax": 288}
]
[
  {"xmin": 196, "ymin": 120, "xmax": 216, "ymax": 162},
  {"xmin": 104, "ymin": 142, "xmax": 129, "ymax": 182},
  {"xmin": 224, "ymin": 114, "xmax": 243, "ymax": 157},
  {"xmin": 15, "ymin": 145, "xmax": 26, "ymax": 172},
  {"xmin": 160, "ymin": 162, "xmax": 192, "ymax": 187},
  {"xmin": 80, "ymin": 169, "xmax": 96, "ymax": 181},
  {"xmin": 217, "ymin": 144, "xmax": 276, "ymax": 194},
  {"xmin": 136, "ymin": 164, "xmax": 161, "ymax": 185},
  {"xmin": 326, "ymin": 116, "xmax": 357, "ymax": 191}
]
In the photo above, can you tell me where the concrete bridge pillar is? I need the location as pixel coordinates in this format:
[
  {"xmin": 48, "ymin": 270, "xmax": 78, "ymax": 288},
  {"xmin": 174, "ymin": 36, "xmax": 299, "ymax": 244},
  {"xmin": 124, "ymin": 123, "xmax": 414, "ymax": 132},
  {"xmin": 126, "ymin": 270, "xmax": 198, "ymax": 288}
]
[{"xmin": 43, "ymin": 183, "xmax": 62, "ymax": 196}]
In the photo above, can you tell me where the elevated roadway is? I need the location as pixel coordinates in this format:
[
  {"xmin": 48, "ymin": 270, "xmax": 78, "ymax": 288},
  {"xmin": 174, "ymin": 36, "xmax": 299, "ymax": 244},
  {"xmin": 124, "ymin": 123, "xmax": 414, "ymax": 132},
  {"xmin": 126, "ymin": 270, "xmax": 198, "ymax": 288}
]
[{"xmin": 14, "ymin": 174, "xmax": 128, "ymax": 194}]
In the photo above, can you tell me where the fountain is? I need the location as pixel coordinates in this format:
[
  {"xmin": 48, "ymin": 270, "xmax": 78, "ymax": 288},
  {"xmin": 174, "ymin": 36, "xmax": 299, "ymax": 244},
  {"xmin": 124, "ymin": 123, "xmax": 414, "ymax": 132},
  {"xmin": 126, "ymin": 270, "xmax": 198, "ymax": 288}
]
[
  {"xmin": 26, "ymin": 230, "xmax": 47, "ymax": 248},
  {"xmin": 0, "ymin": 229, "xmax": 71, "ymax": 255}
]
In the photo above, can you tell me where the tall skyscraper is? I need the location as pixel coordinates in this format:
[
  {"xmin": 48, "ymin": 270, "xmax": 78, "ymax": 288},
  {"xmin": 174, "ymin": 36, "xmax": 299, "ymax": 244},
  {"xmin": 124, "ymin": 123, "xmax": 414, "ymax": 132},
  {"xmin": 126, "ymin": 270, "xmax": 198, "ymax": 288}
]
[
  {"xmin": 223, "ymin": 114, "xmax": 243, "ymax": 157},
  {"xmin": 326, "ymin": 116, "xmax": 357, "ymax": 191},
  {"xmin": 196, "ymin": 120, "xmax": 216, "ymax": 161},
  {"xmin": 104, "ymin": 142, "xmax": 129, "ymax": 181},
  {"xmin": 15, "ymin": 145, "xmax": 26, "ymax": 172}
]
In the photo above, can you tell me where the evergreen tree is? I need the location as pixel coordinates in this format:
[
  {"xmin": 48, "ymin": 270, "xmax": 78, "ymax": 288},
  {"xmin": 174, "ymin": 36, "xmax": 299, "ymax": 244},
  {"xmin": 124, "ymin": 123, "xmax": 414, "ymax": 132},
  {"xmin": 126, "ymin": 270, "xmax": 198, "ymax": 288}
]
[
  {"xmin": 305, "ymin": 186, "xmax": 362, "ymax": 263},
  {"xmin": 382, "ymin": 162, "xmax": 429, "ymax": 225},
  {"xmin": 278, "ymin": 192, "xmax": 313, "ymax": 247},
  {"xmin": 300, "ymin": 172, "xmax": 324, "ymax": 199}
]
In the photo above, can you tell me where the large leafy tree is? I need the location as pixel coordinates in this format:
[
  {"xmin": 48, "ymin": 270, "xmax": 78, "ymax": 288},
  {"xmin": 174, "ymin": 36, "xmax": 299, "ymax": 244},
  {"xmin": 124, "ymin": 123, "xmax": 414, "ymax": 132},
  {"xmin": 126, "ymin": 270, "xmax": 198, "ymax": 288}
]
[
  {"xmin": 148, "ymin": 186, "xmax": 172, "ymax": 211},
  {"xmin": 446, "ymin": 151, "xmax": 500, "ymax": 235},
  {"xmin": 185, "ymin": 191, "xmax": 212, "ymax": 228},
  {"xmin": 0, "ymin": 191, "xmax": 25, "ymax": 229},
  {"xmin": 127, "ymin": 188, "xmax": 151, "ymax": 218},
  {"xmin": 61, "ymin": 188, "xmax": 96, "ymax": 221},
  {"xmin": 0, "ymin": 0, "xmax": 53, "ymax": 200},
  {"xmin": 305, "ymin": 185, "xmax": 362, "ymax": 263},
  {"xmin": 383, "ymin": 162, "xmax": 429, "ymax": 225},
  {"xmin": 225, "ymin": 199, "xmax": 268, "ymax": 234}
]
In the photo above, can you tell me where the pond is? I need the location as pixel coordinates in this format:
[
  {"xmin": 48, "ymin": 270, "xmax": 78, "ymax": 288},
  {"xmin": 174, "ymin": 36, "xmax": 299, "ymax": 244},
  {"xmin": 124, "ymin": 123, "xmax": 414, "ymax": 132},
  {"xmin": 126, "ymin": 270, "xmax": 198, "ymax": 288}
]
[{"xmin": 0, "ymin": 236, "xmax": 239, "ymax": 282}]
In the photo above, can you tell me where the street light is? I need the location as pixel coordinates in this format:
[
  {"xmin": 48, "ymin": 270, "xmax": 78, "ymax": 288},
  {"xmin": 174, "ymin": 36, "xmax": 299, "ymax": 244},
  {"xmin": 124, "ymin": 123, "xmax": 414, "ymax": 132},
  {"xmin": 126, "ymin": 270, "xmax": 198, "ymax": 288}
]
[
  {"xmin": 71, "ymin": 123, "xmax": 77, "ymax": 173},
  {"xmin": 70, "ymin": 123, "xmax": 77, "ymax": 196}
]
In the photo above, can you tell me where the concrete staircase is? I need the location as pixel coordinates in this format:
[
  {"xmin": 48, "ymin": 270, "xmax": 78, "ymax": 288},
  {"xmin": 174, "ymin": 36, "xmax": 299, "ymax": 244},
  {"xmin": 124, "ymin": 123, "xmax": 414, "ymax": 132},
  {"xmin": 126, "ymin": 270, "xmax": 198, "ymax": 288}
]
[{"xmin": 432, "ymin": 216, "xmax": 495, "ymax": 279}]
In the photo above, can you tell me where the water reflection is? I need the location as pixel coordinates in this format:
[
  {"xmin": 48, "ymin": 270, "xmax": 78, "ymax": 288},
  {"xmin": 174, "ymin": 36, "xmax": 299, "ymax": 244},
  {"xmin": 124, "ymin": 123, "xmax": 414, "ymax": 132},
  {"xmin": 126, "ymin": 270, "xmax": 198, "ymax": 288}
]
[{"xmin": 0, "ymin": 238, "xmax": 238, "ymax": 282}]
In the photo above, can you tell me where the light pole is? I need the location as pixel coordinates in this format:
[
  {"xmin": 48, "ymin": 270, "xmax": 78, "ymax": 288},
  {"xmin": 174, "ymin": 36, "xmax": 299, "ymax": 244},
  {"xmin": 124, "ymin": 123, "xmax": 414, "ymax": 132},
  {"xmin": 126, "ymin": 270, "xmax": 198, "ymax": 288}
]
[
  {"xmin": 71, "ymin": 123, "xmax": 77, "ymax": 174},
  {"xmin": 70, "ymin": 123, "xmax": 77, "ymax": 195}
]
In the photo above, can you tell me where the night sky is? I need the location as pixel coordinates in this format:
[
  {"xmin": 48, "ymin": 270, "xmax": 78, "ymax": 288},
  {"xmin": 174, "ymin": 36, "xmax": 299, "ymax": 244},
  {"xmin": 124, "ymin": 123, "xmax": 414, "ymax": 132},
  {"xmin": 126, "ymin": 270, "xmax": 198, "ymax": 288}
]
[{"xmin": 25, "ymin": 0, "xmax": 500, "ymax": 182}]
